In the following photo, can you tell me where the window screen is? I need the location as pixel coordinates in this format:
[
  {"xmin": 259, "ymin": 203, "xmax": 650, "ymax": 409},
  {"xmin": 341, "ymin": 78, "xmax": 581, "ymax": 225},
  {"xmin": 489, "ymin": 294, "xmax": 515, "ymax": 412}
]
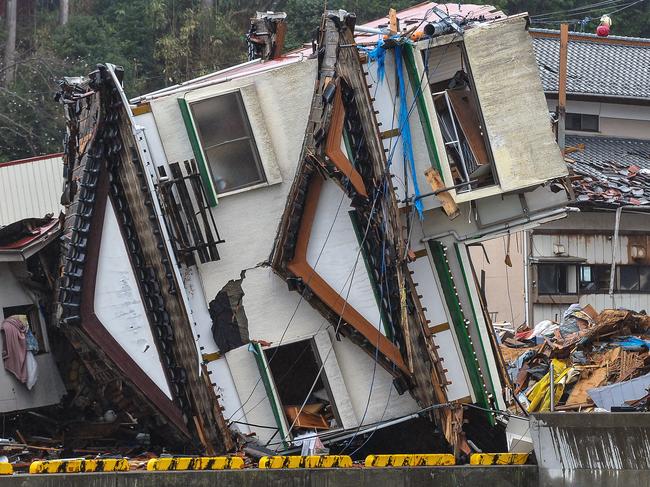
[{"xmin": 190, "ymin": 92, "xmax": 266, "ymax": 194}]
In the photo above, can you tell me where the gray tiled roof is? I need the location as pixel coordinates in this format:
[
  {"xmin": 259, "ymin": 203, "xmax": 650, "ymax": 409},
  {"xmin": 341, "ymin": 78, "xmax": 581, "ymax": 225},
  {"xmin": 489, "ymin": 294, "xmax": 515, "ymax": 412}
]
[
  {"xmin": 531, "ymin": 29, "xmax": 650, "ymax": 100},
  {"xmin": 566, "ymin": 135, "xmax": 650, "ymax": 207}
]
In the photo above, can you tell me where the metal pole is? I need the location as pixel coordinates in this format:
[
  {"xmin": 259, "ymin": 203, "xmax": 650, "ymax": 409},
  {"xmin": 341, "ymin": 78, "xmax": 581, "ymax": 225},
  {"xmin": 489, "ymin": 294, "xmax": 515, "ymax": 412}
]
[
  {"xmin": 523, "ymin": 230, "xmax": 531, "ymax": 328},
  {"xmin": 549, "ymin": 363, "xmax": 555, "ymax": 412},
  {"xmin": 609, "ymin": 206, "xmax": 623, "ymax": 307},
  {"xmin": 557, "ymin": 24, "xmax": 569, "ymax": 154}
]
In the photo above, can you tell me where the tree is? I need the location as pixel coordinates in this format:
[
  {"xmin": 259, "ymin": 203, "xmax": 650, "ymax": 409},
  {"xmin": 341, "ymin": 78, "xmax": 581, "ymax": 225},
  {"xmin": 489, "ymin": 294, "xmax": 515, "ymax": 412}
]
[
  {"xmin": 59, "ymin": 0, "xmax": 69, "ymax": 26},
  {"xmin": 2, "ymin": 0, "xmax": 17, "ymax": 87}
]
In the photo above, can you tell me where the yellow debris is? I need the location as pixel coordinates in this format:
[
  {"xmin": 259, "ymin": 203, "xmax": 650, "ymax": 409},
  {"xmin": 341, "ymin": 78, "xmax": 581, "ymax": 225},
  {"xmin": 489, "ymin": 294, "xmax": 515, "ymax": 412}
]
[
  {"xmin": 527, "ymin": 358, "xmax": 573, "ymax": 412},
  {"xmin": 0, "ymin": 462, "xmax": 13, "ymax": 475}
]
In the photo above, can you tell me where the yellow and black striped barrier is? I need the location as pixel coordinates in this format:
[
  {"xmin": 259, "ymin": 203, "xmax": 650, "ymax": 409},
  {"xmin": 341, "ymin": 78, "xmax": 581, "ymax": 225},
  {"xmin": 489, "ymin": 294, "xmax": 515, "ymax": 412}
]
[
  {"xmin": 365, "ymin": 453, "xmax": 455, "ymax": 467},
  {"xmin": 0, "ymin": 462, "xmax": 13, "ymax": 475},
  {"xmin": 469, "ymin": 453, "xmax": 529, "ymax": 465},
  {"xmin": 29, "ymin": 458, "xmax": 129, "ymax": 474},
  {"xmin": 258, "ymin": 455, "xmax": 353, "ymax": 469},
  {"xmin": 146, "ymin": 456, "xmax": 244, "ymax": 471}
]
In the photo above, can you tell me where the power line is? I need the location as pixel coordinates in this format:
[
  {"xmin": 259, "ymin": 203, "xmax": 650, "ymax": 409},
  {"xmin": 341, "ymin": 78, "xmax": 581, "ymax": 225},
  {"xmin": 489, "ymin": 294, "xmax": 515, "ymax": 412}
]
[{"xmin": 272, "ymin": 188, "xmax": 384, "ymax": 450}]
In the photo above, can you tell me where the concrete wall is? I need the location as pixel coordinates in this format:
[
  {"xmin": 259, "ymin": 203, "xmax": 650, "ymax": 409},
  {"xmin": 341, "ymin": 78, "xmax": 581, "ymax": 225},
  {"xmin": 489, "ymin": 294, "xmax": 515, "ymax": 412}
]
[
  {"xmin": 2, "ymin": 467, "xmax": 538, "ymax": 487},
  {"xmin": 531, "ymin": 412, "xmax": 650, "ymax": 487}
]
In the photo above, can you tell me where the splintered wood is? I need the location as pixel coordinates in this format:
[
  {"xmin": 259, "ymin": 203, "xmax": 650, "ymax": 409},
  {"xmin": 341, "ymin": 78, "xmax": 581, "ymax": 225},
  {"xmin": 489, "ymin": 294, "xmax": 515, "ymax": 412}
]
[{"xmin": 424, "ymin": 168, "xmax": 460, "ymax": 219}]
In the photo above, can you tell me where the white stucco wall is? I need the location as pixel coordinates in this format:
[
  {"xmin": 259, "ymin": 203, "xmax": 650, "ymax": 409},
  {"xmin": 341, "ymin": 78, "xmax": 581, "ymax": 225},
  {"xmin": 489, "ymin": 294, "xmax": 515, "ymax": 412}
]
[{"xmin": 147, "ymin": 58, "xmax": 420, "ymax": 444}]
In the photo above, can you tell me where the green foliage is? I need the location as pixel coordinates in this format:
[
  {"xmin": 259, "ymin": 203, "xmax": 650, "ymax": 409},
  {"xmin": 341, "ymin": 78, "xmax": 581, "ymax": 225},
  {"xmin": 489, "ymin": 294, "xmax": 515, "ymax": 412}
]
[{"xmin": 1, "ymin": 0, "xmax": 650, "ymax": 162}]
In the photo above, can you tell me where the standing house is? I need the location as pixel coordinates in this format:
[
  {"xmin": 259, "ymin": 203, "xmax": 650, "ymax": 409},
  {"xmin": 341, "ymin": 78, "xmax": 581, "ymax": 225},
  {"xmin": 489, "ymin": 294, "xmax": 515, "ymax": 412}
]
[
  {"xmin": 522, "ymin": 30, "xmax": 650, "ymax": 325},
  {"xmin": 54, "ymin": 3, "xmax": 569, "ymax": 455}
]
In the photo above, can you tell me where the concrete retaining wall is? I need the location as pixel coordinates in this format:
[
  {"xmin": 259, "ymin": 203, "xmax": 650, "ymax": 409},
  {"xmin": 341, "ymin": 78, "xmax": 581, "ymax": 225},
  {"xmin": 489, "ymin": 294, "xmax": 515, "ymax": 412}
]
[
  {"xmin": 531, "ymin": 412, "xmax": 650, "ymax": 487},
  {"xmin": 3, "ymin": 466, "xmax": 537, "ymax": 487}
]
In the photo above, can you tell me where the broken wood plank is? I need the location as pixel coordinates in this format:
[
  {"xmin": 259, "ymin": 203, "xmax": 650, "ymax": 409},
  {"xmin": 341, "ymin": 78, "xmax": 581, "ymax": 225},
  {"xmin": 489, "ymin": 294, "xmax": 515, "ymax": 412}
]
[{"xmin": 424, "ymin": 168, "xmax": 460, "ymax": 219}]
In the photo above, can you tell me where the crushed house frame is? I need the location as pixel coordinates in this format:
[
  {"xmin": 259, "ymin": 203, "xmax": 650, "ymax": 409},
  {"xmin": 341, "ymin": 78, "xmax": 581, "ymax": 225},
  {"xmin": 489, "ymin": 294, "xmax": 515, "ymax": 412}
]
[{"xmin": 0, "ymin": 2, "xmax": 573, "ymax": 458}]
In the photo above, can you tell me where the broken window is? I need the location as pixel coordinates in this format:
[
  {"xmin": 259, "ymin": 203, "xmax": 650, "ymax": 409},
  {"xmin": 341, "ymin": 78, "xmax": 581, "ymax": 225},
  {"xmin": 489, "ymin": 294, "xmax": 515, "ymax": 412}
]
[
  {"xmin": 424, "ymin": 43, "xmax": 496, "ymax": 194},
  {"xmin": 2, "ymin": 305, "xmax": 45, "ymax": 354},
  {"xmin": 189, "ymin": 91, "xmax": 266, "ymax": 194},
  {"xmin": 262, "ymin": 340, "xmax": 340, "ymax": 436},
  {"xmin": 537, "ymin": 263, "xmax": 577, "ymax": 295},
  {"xmin": 566, "ymin": 113, "xmax": 599, "ymax": 132}
]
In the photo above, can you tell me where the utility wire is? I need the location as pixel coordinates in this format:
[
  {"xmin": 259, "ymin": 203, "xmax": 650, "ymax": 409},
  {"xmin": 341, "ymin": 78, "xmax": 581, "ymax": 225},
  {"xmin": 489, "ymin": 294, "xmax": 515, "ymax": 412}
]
[
  {"xmin": 271, "ymin": 188, "xmax": 384, "ymax": 450},
  {"xmin": 226, "ymin": 168, "xmax": 351, "ymax": 423}
]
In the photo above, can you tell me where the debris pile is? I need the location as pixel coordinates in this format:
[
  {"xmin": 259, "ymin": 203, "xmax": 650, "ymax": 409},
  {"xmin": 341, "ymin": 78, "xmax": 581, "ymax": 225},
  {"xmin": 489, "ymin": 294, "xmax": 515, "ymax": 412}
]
[{"xmin": 500, "ymin": 305, "xmax": 650, "ymax": 412}]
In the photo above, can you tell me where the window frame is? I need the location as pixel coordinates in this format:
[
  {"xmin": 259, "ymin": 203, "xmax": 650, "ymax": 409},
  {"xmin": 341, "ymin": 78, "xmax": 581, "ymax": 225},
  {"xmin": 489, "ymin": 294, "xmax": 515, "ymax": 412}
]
[
  {"xmin": 565, "ymin": 112, "xmax": 600, "ymax": 133},
  {"xmin": 578, "ymin": 264, "xmax": 612, "ymax": 294},
  {"xmin": 253, "ymin": 334, "xmax": 354, "ymax": 444},
  {"xmin": 179, "ymin": 84, "xmax": 282, "ymax": 206},
  {"xmin": 536, "ymin": 262, "xmax": 578, "ymax": 296},
  {"xmin": 2, "ymin": 304, "xmax": 48, "ymax": 354},
  {"xmin": 411, "ymin": 39, "xmax": 503, "ymax": 203}
]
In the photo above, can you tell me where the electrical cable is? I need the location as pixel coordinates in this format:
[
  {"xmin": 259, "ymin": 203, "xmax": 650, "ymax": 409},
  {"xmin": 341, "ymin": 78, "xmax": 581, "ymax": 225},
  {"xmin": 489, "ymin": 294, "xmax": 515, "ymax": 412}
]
[
  {"xmin": 226, "ymin": 155, "xmax": 352, "ymax": 424},
  {"xmin": 530, "ymin": 0, "xmax": 630, "ymax": 19},
  {"xmin": 271, "ymin": 188, "xmax": 384, "ymax": 450}
]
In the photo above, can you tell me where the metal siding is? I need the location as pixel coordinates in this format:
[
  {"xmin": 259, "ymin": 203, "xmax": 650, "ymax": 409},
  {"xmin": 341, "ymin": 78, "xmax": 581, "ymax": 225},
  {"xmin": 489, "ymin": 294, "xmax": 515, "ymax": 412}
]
[{"xmin": 0, "ymin": 156, "xmax": 63, "ymax": 225}]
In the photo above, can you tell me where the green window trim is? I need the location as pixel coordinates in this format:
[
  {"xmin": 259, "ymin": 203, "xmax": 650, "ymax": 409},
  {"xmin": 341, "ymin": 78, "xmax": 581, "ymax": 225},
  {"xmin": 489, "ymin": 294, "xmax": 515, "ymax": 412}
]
[
  {"xmin": 453, "ymin": 244, "xmax": 499, "ymax": 409},
  {"xmin": 251, "ymin": 342, "xmax": 290, "ymax": 448},
  {"xmin": 429, "ymin": 241, "xmax": 492, "ymax": 422},
  {"xmin": 177, "ymin": 98, "xmax": 218, "ymax": 207},
  {"xmin": 403, "ymin": 43, "xmax": 443, "ymax": 174}
]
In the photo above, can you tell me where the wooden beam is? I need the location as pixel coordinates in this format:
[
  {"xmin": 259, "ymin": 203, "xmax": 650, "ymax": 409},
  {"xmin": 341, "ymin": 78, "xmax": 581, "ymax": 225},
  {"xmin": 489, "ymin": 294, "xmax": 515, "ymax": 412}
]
[{"xmin": 424, "ymin": 168, "xmax": 460, "ymax": 219}]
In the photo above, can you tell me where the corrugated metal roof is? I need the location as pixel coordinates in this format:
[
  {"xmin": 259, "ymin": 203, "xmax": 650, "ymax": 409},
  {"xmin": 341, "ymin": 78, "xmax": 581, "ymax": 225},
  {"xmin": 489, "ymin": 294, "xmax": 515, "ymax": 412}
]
[
  {"xmin": 566, "ymin": 135, "xmax": 650, "ymax": 207},
  {"xmin": 0, "ymin": 154, "xmax": 63, "ymax": 226},
  {"xmin": 531, "ymin": 29, "xmax": 650, "ymax": 100}
]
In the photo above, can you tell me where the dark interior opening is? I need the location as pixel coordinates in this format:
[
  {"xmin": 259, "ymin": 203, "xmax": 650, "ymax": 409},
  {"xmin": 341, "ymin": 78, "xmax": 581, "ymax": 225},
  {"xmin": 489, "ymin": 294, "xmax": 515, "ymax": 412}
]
[
  {"xmin": 423, "ymin": 43, "xmax": 497, "ymax": 193},
  {"xmin": 264, "ymin": 340, "xmax": 340, "ymax": 433}
]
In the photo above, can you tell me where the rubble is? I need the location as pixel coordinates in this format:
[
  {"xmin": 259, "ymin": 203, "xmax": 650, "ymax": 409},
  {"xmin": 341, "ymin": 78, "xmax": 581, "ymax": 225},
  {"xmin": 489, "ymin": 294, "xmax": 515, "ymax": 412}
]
[
  {"xmin": 0, "ymin": 2, "xmax": 575, "ymax": 470},
  {"xmin": 501, "ymin": 305, "xmax": 650, "ymax": 412}
]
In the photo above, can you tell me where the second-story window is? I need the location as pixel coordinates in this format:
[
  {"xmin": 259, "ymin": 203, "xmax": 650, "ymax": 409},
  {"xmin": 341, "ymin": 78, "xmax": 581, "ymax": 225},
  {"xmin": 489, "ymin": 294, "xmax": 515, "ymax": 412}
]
[
  {"xmin": 566, "ymin": 113, "xmax": 599, "ymax": 132},
  {"xmin": 190, "ymin": 91, "xmax": 266, "ymax": 194}
]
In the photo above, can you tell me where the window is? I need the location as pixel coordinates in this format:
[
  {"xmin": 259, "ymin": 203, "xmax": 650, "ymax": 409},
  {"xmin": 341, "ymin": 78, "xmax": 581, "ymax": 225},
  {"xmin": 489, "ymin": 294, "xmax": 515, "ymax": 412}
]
[
  {"xmin": 566, "ymin": 113, "xmax": 599, "ymax": 132},
  {"xmin": 579, "ymin": 265, "xmax": 611, "ymax": 293},
  {"xmin": 254, "ymin": 339, "xmax": 341, "ymax": 440},
  {"xmin": 2, "ymin": 305, "xmax": 46, "ymax": 354},
  {"xmin": 538, "ymin": 263, "xmax": 577, "ymax": 295},
  {"xmin": 189, "ymin": 91, "xmax": 266, "ymax": 194},
  {"xmin": 263, "ymin": 340, "xmax": 340, "ymax": 435},
  {"xmin": 617, "ymin": 265, "xmax": 650, "ymax": 292}
]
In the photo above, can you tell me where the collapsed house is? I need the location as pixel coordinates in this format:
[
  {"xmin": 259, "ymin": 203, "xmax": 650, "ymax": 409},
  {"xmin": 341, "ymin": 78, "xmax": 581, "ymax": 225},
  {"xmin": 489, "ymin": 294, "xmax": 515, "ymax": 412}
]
[{"xmin": 1, "ymin": 3, "xmax": 571, "ymax": 459}]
